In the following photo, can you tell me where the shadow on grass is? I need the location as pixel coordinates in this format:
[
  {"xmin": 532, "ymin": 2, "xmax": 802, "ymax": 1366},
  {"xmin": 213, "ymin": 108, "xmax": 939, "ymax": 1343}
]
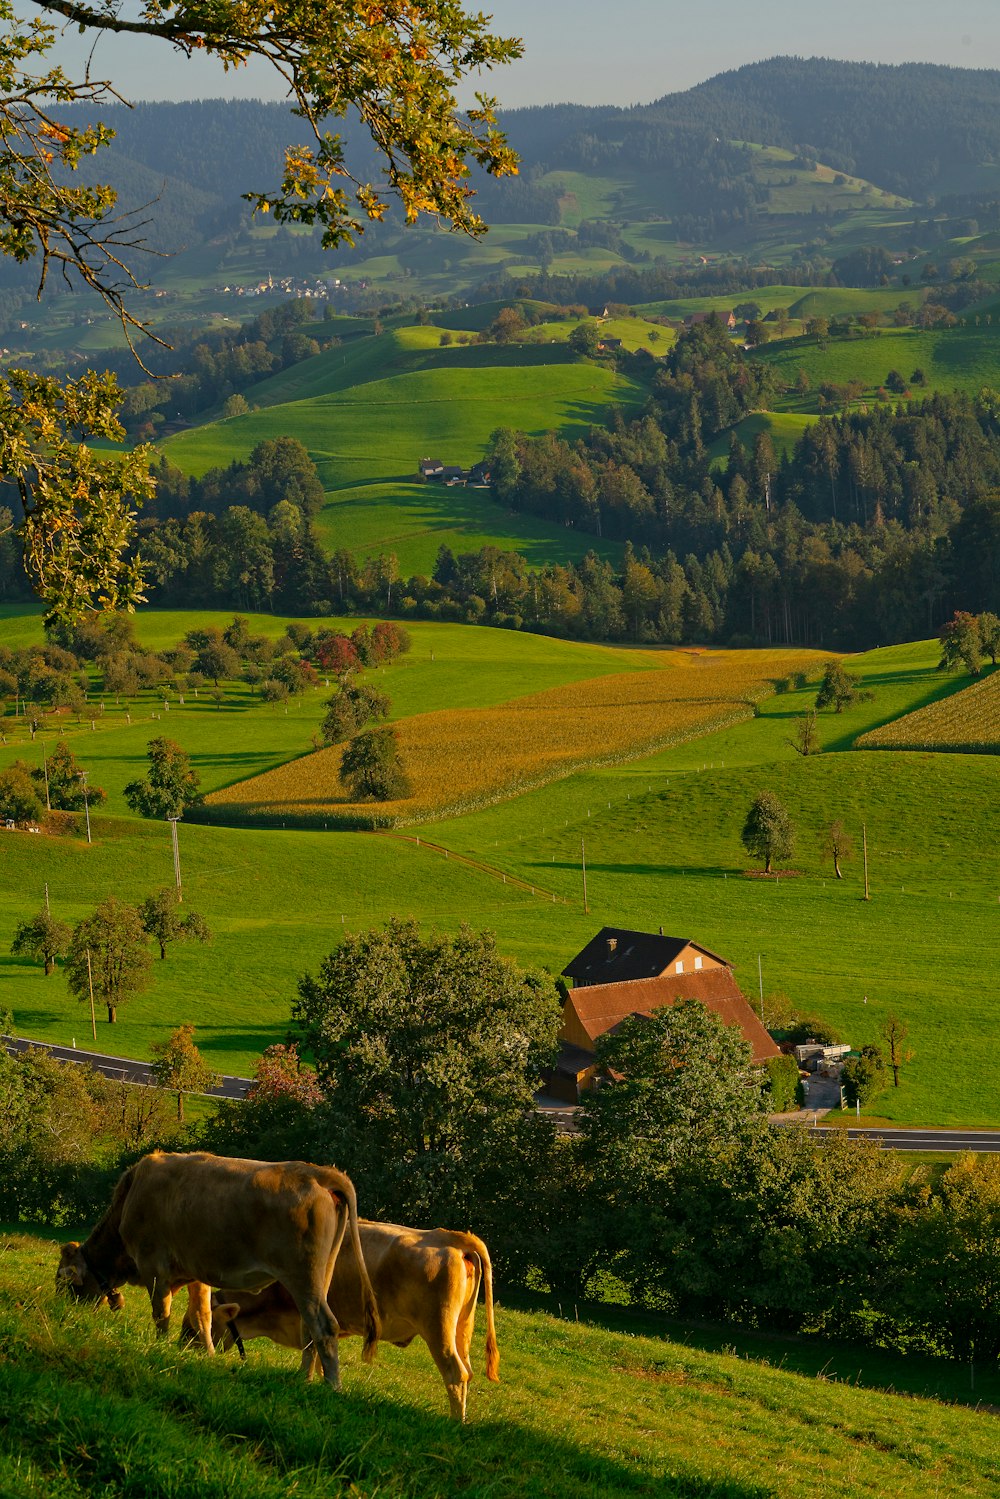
[{"xmin": 504, "ymin": 1287, "xmax": 1000, "ymax": 1411}]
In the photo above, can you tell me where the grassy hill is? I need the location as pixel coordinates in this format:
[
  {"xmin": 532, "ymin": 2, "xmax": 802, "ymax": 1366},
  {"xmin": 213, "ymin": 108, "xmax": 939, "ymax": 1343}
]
[
  {"xmin": 3, "ymin": 1230, "xmax": 999, "ymax": 1499},
  {"xmin": 3, "ymin": 611, "xmax": 1000, "ymax": 1126},
  {"xmin": 161, "ymin": 338, "xmax": 645, "ymax": 572}
]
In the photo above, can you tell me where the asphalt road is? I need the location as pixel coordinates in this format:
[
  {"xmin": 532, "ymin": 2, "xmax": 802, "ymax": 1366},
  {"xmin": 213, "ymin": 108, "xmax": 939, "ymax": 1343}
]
[
  {"xmin": 2, "ymin": 1035, "xmax": 252, "ymax": 1100},
  {"xmin": 811, "ymin": 1126, "xmax": 1000, "ymax": 1153}
]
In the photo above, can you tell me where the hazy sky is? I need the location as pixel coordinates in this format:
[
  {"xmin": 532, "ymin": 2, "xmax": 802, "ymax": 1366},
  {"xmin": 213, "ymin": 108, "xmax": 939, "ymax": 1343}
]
[{"xmin": 37, "ymin": 0, "xmax": 1000, "ymax": 108}]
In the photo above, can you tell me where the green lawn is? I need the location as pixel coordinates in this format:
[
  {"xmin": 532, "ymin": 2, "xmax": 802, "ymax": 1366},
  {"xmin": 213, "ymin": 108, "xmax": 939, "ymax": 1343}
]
[{"xmin": 3, "ymin": 1230, "xmax": 999, "ymax": 1499}]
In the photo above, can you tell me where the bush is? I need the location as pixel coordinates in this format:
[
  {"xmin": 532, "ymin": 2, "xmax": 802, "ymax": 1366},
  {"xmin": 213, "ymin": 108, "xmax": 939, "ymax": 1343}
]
[{"xmin": 763, "ymin": 1054, "xmax": 800, "ymax": 1113}]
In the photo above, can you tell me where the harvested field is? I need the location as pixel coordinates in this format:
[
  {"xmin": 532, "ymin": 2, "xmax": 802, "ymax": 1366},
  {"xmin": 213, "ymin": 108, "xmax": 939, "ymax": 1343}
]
[
  {"xmin": 856, "ymin": 669, "xmax": 1000, "ymax": 753},
  {"xmin": 203, "ymin": 648, "xmax": 828, "ymax": 829}
]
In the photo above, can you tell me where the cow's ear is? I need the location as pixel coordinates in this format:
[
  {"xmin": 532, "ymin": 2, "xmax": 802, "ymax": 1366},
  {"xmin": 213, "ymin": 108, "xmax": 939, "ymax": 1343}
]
[
  {"xmin": 55, "ymin": 1243, "xmax": 86, "ymax": 1288},
  {"xmin": 214, "ymin": 1302, "xmax": 242, "ymax": 1326}
]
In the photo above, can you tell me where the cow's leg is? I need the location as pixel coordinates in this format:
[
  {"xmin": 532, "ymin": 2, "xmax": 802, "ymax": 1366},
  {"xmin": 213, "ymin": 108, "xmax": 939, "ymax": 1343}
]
[
  {"xmin": 288, "ymin": 1285, "xmax": 341, "ymax": 1389},
  {"xmin": 149, "ymin": 1277, "xmax": 174, "ymax": 1340},
  {"xmin": 298, "ymin": 1344, "xmax": 320, "ymax": 1380},
  {"xmin": 185, "ymin": 1282, "xmax": 216, "ymax": 1354},
  {"xmin": 429, "ymin": 1332, "xmax": 470, "ymax": 1422}
]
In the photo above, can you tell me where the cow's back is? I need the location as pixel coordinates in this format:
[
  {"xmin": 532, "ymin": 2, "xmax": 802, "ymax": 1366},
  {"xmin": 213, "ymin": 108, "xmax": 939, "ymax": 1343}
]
[
  {"xmin": 331, "ymin": 1223, "xmax": 470, "ymax": 1345},
  {"xmin": 119, "ymin": 1152, "xmax": 350, "ymax": 1289}
]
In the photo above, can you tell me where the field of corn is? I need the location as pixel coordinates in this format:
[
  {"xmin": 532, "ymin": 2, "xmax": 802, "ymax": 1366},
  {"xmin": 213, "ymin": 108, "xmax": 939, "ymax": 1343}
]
[
  {"xmin": 856, "ymin": 669, "xmax": 1000, "ymax": 753},
  {"xmin": 203, "ymin": 648, "xmax": 829, "ymax": 829}
]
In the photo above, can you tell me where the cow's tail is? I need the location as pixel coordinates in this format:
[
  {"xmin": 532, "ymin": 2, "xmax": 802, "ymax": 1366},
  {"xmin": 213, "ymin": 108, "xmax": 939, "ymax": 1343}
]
[
  {"xmin": 343, "ymin": 1178, "xmax": 380, "ymax": 1364},
  {"xmin": 456, "ymin": 1232, "xmax": 500, "ymax": 1383}
]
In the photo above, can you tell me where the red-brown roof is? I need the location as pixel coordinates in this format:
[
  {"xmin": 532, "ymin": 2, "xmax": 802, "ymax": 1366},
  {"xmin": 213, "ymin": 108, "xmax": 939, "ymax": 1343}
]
[{"xmin": 562, "ymin": 969, "xmax": 780, "ymax": 1063}]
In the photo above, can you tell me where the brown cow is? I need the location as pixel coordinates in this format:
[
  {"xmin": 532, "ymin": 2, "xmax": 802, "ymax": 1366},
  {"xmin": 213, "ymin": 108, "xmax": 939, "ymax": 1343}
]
[
  {"xmin": 55, "ymin": 1150, "xmax": 380, "ymax": 1390},
  {"xmin": 185, "ymin": 1221, "xmax": 499, "ymax": 1421}
]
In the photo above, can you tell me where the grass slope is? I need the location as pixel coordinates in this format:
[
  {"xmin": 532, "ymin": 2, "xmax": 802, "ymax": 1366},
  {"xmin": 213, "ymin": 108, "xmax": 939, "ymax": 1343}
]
[
  {"xmin": 3, "ymin": 1231, "xmax": 998, "ymax": 1499},
  {"xmin": 3, "ymin": 616, "xmax": 1000, "ymax": 1124}
]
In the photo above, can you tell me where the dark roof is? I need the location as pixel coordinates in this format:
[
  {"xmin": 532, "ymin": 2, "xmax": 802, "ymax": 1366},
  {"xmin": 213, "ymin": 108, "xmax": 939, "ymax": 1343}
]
[
  {"xmin": 553, "ymin": 1040, "xmax": 598, "ymax": 1078},
  {"xmin": 562, "ymin": 926, "xmax": 728, "ymax": 986},
  {"xmin": 562, "ymin": 970, "xmax": 780, "ymax": 1063},
  {"xmin": 419, "ymin": 457, "xmax": 444, "ymax": 472}
]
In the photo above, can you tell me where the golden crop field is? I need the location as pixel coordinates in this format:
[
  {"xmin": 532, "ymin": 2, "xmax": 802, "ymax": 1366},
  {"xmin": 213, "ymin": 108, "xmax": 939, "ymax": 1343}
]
[
  {"xmin": 856, "ymin": 670, "xmax": 1000, "ymax": 754},
  {"xmin": 205, "ymin": 648, "xmax": 829, "ymax": 829}
]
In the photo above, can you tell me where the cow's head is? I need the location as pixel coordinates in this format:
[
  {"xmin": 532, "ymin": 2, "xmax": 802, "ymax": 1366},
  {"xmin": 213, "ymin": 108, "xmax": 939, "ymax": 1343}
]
[{"xmin": 55, "ymin": 1242, "xmax": 126, "ymax": 1311}]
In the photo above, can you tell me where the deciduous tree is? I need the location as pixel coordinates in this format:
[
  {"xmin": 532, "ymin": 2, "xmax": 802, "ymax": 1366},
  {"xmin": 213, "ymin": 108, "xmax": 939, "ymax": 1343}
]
[
  {"xmin": 11, "ymin": 908, "xmax": 71, "ymax": 976},
  {"xmin": 65, "ymin": 897, "xmax": 152, "ymax": 1023},
  {"xmin": 139, "ymin": 887, "xmax": 212, "ymax": 960},
  {"xmin": 123, "ymin": 737, "xmax": 202, "ymax": 819},
  {"xmin": 741, "ymin": 791, "xmax": 794, "ymax": 874},
  {"xmin": 822, "ymin": 819, "xmax": 854, "ymax": 879},
  {"xmin": 340, "ymin": 725, "xmax": 411, "ymax": 800},
  {"xmin": 815, "ymin": 660, "xmax": 873, "ymax": 713},
  {"xmin": 880, "ymin": 1013, "xmax": 913, "ymax": 1087},
  {"xmin": 149, "ymin": 1023, "xmax": 221, "ymax": 1121}
]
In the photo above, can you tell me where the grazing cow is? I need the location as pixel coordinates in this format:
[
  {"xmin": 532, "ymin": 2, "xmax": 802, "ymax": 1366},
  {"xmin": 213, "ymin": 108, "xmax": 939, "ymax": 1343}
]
[
  {"xmin": 185, "ymin": 1221, "xmax": 499, "ymax": 1421},
  {"xmin": 55, "ymin": 1150, "xmax": 379, "ymax": 1390}
]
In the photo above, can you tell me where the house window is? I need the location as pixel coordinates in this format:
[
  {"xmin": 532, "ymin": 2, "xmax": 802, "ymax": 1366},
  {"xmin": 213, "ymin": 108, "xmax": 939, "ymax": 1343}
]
[
  {"xmin": 694, "ymin": 956, "xmax": 703, "ymax": 970},
  {"xmin": 675, "ymin": 960, "xmax": 683, "ymax": 974}
]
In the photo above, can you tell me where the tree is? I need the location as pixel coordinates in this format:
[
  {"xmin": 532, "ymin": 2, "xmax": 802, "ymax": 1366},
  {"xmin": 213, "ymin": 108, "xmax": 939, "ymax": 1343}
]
[
  {"xmin": 35, "ymin": 741, "xmax": 106, "ymax": 812},
  {"xmin": 340, "ymin": 726, "xmax": 411, "ymax": 801},
  {"xmin": 149, "ymin": 1024, "xmax": 222, "ymax": 1121},
  {"xmin": 0, "ymin": 765, "xmax": 43, "ymax": 824},
  {"xmin": 789, "ymin": 710, "xmax": 818, "ymax": 756},
  {"xmin": 320, "ymin": 681, "xmax": 390, "ymax": 745},
  {"xmin": 123, "ymin": 737, "xmax": 202, "ymax": 819},
  {"xmin": 65, "ymin": 897, "xmax": 152, "ymax": 1024},
  {"xmin": 139, "ymin": 888, "xmax": 212, "ymax": 960},
  {"xmin": 880, "ymin": 1013, "xmax": 913, "ymax": 1088},
  {"xmin": 822, "ymin": 819, "xmax": 854, "ymax": 880},
  {"xmin": 815, "ymin": 660, "xmax": 873, "ymax": 713},
  {"xmin": 291, "ymin": 920, "xmax": 559, "ymax": 1240},
  {"xmin": 11, "ymin": 908, "xmax": 71, "ymax": 976},
  {"xmin": 841, "ymin": 1044, "xmax": 886, "ymax": 1107},
  {"xmin": 741, "ymin": 791, "xmax": 794, "ymax": 875},
  {"xmin": 939, "ymin": 611, "xmax": 982, "ymax": 675},
  {"xmin": 568, "ymin": 321, "xmax": 601, "ymax": 357},
  {"xmin": 0, "ymin": 1, "xmax": 520, "ymax": 624},
  {"xmin": 978, "ymin": 612, "xmax": 1000, "ymax": 665}
]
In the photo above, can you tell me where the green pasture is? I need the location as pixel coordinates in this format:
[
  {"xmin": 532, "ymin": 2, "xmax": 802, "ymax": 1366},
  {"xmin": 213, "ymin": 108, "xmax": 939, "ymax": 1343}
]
[
  {"xmin": 163, "ymin": 360, "xmax": 646, "ymax": 493},
  {"xmin": 313, "ymin": 479, "xmax": 624, "ymax": 573},
  {"xmin": 5, "ymin": 1234, "xmax": 998, "ymax": 1499},
  {"xmin": 707, "ymin": 411, "xmax": 816, "ymax": 465},
  {"xmin": 756, "ymin": 323, "xmax": 1000, "ymax": 411},
  {"xmin": 3, "ymin": 608, "xmax": 1000, "ymax": 1125}
]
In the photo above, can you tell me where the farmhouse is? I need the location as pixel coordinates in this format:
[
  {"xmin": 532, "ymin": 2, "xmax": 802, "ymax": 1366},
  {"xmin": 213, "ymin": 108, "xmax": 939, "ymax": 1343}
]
[
  {"xmin": 417, "ymin": 458, "xmax": 471, "ymax": 484},
  {"xmin": 683, "ymin": 309, "xmax": 736, "ymax": 329},
  {"xmin": 550, "ymin": 926, "xmax": 779, "ymax": 1100}
]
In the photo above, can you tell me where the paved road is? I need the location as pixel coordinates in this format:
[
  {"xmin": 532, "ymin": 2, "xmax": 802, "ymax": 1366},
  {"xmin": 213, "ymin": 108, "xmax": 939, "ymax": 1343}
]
[
  {"xmin": 2, "ymin": 1035, "xmax": 252, "ymax": 1100},
  {"xmin": 811, "ymin": 1126, "xmax": 1000, "ymax": 1153}
]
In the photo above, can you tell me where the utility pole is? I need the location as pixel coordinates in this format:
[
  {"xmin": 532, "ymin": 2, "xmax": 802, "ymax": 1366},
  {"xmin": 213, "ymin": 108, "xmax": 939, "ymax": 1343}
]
[
  {"xmin": 44, "ymin": 882, "xmax": 50, "ymax": 915},
  {"xmin": 862, "ymin": 822, "xmax": 870, "ymax": 901},
  {"xmin": 168, "ymin": 816, "xmax": 182, "ymax": 901},
  {"xmin": 80, "ymin": 772, "xmax": 91, "ymax": 845},
  {"xmin": 86, "ymin": 948, "xmax": 97, "ymax": 1041},
  {"xmin": 581, "ymin": 837, "xmax": 589, "ymax": 914}
]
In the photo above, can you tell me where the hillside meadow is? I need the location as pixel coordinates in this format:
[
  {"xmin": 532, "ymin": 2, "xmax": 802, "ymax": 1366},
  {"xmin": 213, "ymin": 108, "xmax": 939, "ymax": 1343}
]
[
  {"xmin": 204, "ymin": 647, "xmax": 828, "ymax": 828},
  {"xmin": 2, "ymin": 613, "xmax": 1000, "ymax": 1123},
  {"xmin": 3, "ymin": 1232, "xmax": 999, "ymax": 1499}
]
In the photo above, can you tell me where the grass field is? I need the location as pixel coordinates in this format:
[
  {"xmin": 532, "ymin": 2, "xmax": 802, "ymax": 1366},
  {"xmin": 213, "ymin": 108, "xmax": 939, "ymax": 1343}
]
[
  {"xmin": 2, "ymin": 614, "xmax": 1000, "ymax": 1124},
  {"xmin": 3, "ymin": 1230, "xmax": 999, "ymax": 1499},
  {"xmin": 756, "ymin": 324, "xmax": 1000, "ymax": 412}
]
